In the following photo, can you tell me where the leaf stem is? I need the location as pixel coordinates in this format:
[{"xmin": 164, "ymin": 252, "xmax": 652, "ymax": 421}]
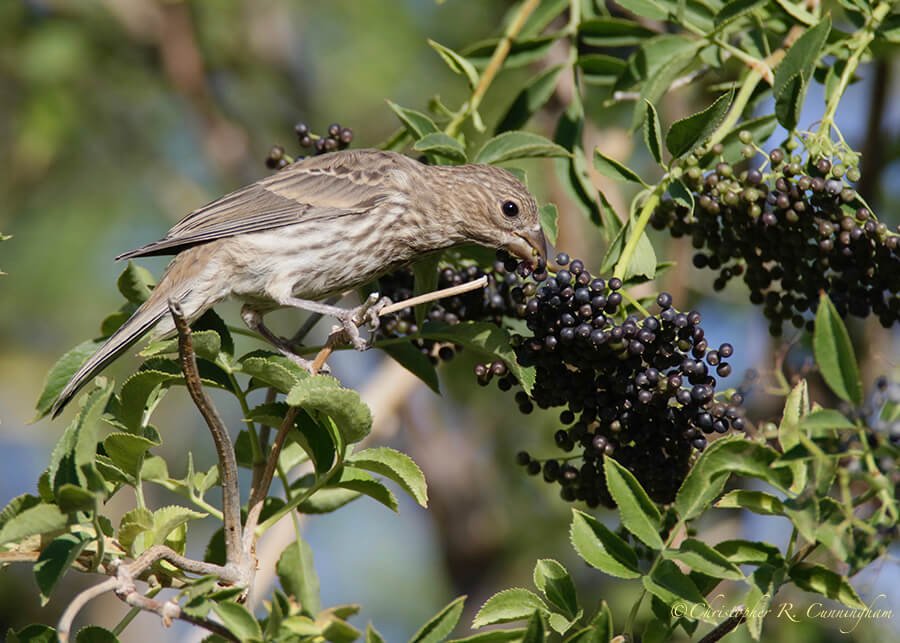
[
  {"xmin": 707, "ymin": 68, "xmax": 764, "ymax": 147},
  {"xmin": 613, "ymin": 187, "xmax": 662, "ymax": 281},
  {"xmin": 444, "ymin": 0, "xmax": 541, "ymax": 137}
]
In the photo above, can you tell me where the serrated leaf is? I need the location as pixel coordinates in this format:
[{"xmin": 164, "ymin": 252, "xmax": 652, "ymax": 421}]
[
  {"xmin": 569, "ymin": 509, "xmax": 641, "ymax": 579},
  {"xmin": 238, "ymin": 351, "xmax": 307, "ymax": 394},
  {"xmin": 410, "ymin": 595, "xmax": 466, "ymax": 643},
  {"xmin": 604, "ymin": 457, "xmax": 663, "ymax": 549},
  {"xmin": 34, "ymin": 339, "xmax": 104, "ymax": 419},
  {"xmin": 668, "ymin": 179, "xmax": 694, "ymax": 212},
  {"xmin": 447, "ymin": 631, "xmax": 526, "ymax": 643},
  {"xmin": 335, "ymin": 467, "xmax": 398, "ymax": 512},
  {"xmin": 533, "ymin": 559, "xmax": 578, "ymax": 620},
  {"xmin": 498, "ymin": 65, "xmax": 564, "ymax": 133},
  {"xmin": 473, "ymin": 589, "xmax": 549, "ymax": 629},
  {"xmin": 140, "ymin": 329, "xmax": 221, "ymax": 362},
  {"xmin": 599, "ymin": 217, "xmax": 656, "ymax": 281},
  {"xmin": 347, "ymin": 447, "xmax": 428, "ymax": 507},
  {"xmin": 463, "ymin": 35, "xmax": 558, "ymax": 69},
  {"xmin": 615, "ymin": 0, "xmax": 669, "ymax": 20},
  {"xmin": 103, "ymin": 432, "xmax": 159, "ymax": 479},
  {"xmin": 387, "ymin": 101, "xmax": 440, "ymax": 140},
  {"xmin": 813, "ymin": 292, "xmax": 862, "ymax": 405},
  {"xmin": 798, "ymin": 408, "xmax": 856, "ymax": 434},
  {"xmin": 420, "ymin": 321, "xmax": 535, "ymax": 394},
  {"xmin": 539, "ymin": 204, "xmax": 558, "ymax": 246},
  {"xmin": 287, "ymin": 376, "xmax": 372, "ymax": 445},
  {"xmin": 715, "ymin": 490, "xmax": 785, "ymax": 516},
  {"xmin": 576, "ymin": 55, "xmax": 626, "ymax": 86},
  {"xmin": 630, "ymin": 40, "xmax": 703, "ymax": 131},
  {"xmin": 0, "ymin": 503, "xmax": 68, "ymax": 547},
  {"xmin": 474, "ymin": 132, "xmax": 569, "ymax": 164},
  {"xmin": 789, "ymin": 563, "xmax": 865, "ymax": 609},
  {"xmin": 118, "ymin": 370, "xmax": 178, "ymax": 431},
  {"xmin": 664, "ymin": 538, "xmax": 744, "ymax": 581},
  {"xmin": 151, "ymin": 505, "xmax": 206, "ymax": 547},
  {"xmin": 116, "ymin": 261, "xmax": 155, "ymax": 305},
  {"xmin": 774, "ymin": 73, "xmax": 804, "ymax": 132},
  {"xmin": 715, "ymin": 0, "xmax": 768, "ymax": 26},
  {"xmin": 277, "ymin": 536, "xmax": 322, "ymax": 617},
  {"xmin": 414, "ymin": 132, "xmax": 468, "ymax": 164},
  {"xmin": 213, "ymin": 602, "xmax": 262, "ymax": 641},
  {"xmin": 714, "ymin": 540, "xmax": 784, "ymax": 567},
  {"xmin": 665, "ymin": 90, "xmax": 734, "ymax": 158},
  {"xmin": 34, "ymin": 532, "xmax": 90, "ymax": 604},
  {"xmin": 429, "ymin": 40, "xmax": 479, "ymax": 89},
  {"xmin": 75, "ymin": 626, "xmax": 120, "ymax": 643},
  {"xmin": 642, "ymin": 100, "xmax": 663, "ymax": 165},
  {"xmin": 580, "ymin": 17, "xmax": 657, "ymax": 46},
  {"xmin": 774, "ymin": 0, "xmax": 817, "ymax": 24},
  {"xmin": 522, "ymin": 610, "xmax": 547, "ymax": 643},
  {"xmin": 773, "ymin": 15, "xmax": 831, "ymax": 98},
  {"xmin": 593, "ymin": 148, "xmax": 648, "ymax": 186},
  {"xmin": 56, "ymin": 484, "xmax": 97, "ymax": 513},
  {"xmin": 642, "ymin": 560, "xmax": 708, "ymax": 616},
  {"xmin": 675, "ymin": 435, "xmax": 792, "ymax": 520}
]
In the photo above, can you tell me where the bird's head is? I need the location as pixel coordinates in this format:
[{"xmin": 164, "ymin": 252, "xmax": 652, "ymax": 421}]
[{"xmin": 438, "ymin": 163, "xmax": 548, "ymax": 267}]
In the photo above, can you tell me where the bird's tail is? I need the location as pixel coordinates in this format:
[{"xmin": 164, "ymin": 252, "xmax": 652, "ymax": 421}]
[{"xmin": 51, "ymin": 285, "xmax": 182, "ymax": 418}]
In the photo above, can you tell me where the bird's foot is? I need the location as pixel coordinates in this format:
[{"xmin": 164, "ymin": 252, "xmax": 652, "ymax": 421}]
[{"xmin": 335, "ymin": 293, "xmax": 393, "ymax": 351}]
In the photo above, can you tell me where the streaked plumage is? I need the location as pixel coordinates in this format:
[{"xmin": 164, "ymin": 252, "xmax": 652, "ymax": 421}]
[{"xmin": 52, "ymin": 149, "xmax": 548, "ymax": 417}]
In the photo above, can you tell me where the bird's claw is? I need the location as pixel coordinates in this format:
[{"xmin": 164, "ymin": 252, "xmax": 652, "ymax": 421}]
[{"xmin": 339, "ymin": 294, "xmax": 393, "ymax": 351}]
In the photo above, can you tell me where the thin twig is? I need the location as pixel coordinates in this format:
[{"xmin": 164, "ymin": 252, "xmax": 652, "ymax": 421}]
[
  {"xmin": 378, "ymin": 276, "xmax": 488, "ymax": 316},
  {"xmin": 168, "ymin": 300, "xmax": 246, "ymax": 579},
  {"xmin": 612, "ymin": 67, "xmax": 709, "ymax": 102},
  {"xmin": 698, "ymin": 608, "xmax": 746, "ymax": 643},
  {"xmin": 58, "ymin": 577, "xmax": 118, "ymax": 641}
]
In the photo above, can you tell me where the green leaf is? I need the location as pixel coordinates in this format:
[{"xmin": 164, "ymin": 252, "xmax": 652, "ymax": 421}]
[
  {"xmin": 714, "ymin": 540, "xmax": 784, "ymax": 567},
  {"xmin": 140, "ymin": 329, "xmax": 221, "ymax": 362},
  {"xmin": 35, "ymin": 532, "xmax": 90, "ymax": 604},
  {"xmin": 118, "ymin": 370, "xmax": 178, "ymax": 431},
  {"xmin": 34, "ymin": 339, "xmax": 104, "ymax": 419},
  {"xmin": 447, "ymin": 630, "xmax": 527, "ymax": 643},
  {"xmin": 420, "ymin": 321, "xmax": 535, "ymax": 394},
  {"xmin": 697, "ymin": 114, "xmax": 778, "ymax": 166},
  {"xmin": 213, "ymin": 602, "xmax": 262, "ymax": 641},
  {"xmin": 813, "ymin": 292, "xmax": 862, "ymax": 405},
  {"xmin": 778, "ymin": 379, "xmax": 808, "ymax": 493},
  {"xmin": 473, "ymin": 589, "xmax": 548, "ymax": 628},
  {"xmin": 150, "ymin": 505, "xmax": 206, "ymax": 547},
  {"xmin": 287, "ymin": 375, "xmax": 373, "ymax": 445},
  {"xmin": 297, "ymin": 487, "xmax": 360, "ymax": 514},
  {"xmin": 366, "ymin": 624, "xmax": 388, "ymax": 643},
  {"xmin": 474, "ymin": 132, "xmax": 569, "ymax": 165},
  {"xmin": 569, "ymin": 508, "xmax": 641, "ymax": 579},
  {"xmin": 463, "ymin": 35, "xmax": 558, "ymax": 69},
  {"xmin": 409, "ymin": 595, "xmax": 466, "ymax": 643},
  {"xmin": 715, "ymin": 490, "xmax": 785, "ymax": 516},
  {"xmin": 522, "ymin": 610, "xmax": 547, "ymax": 643},
  {"xmin": 117, "ymin": 507, "xmax": 153, "ymax": 554},
  {"xmin": 593, "ymin": 148, "xmax": 648, "ymax": 186},
  {"xmin": 56, "ymin": 484, "xmax": 97, "ymax": 513},
  {"xmin": 8, "ymin": 624, "xmax": 58, "ymax": 643},
  {"xmin": 665, "ymin": 90, "xmax": 734, "ymax": 158},
  {"xmin": 604, "ymin": 456, "xmax": 663, "ymax": 549},
  {"xmin": 319, "ymin": 608, "xmax": 362, "ymax": 643},
  {"xmin": 378, "ymin": 342, "xmax": 441, "ymax": 395},
  {"xmin": 629, "ymin": 39, "xmax": 703, "ymax": 131},
  {"xmin": 675, "ymin": 435, "xmax": 792, "ymax": 520},
  {"xmin": 576, "ymin": 55, "xmax": 626, "ymax": 86},
  {"xmin": 580, "ymin": 18, "xmax": 657, "ymax": 47},
  {"xmin": 387, "ymin": 101, "xmax": 440, "ymax": 140},
  {"xmin": 715, "ymin": 0, "xmax": 768, "ymax": 26},
  {"xmin": 103, "ymin": 432, "xmax": 159, "ymax": 480},
  {"xmin": 774, "ymin": 0, "xmax": 817, "ymax": 24},
  {"xmin": 774, "ymin": 73, "xmax": 804, "ymax": 132},
  {"xmin": 539, "ymin": 204, "xmax": 559, "ymax": 246},
  {"xmin": 614, "ymin": 0, "xmax": 669, "ymax": 20},
  {"xmin": 428, "ymin": 40, "xmax": 479, "ymax": 89},
  {"xmin": 799, "ymin": 408, "xmax": 856, "ymax": 434},
  {"xmin": 277, "ymin": 536, "xmax": 322, "ymax": 617},
  {"xmin": 668, "ymin": 179, "xmax": 694, "ymax": 212},
  {"xmin": 116, "ymin": 261, "xmax": 156, "ymax": 305},
  {"xmin": 789, "ymin": 563, "xmax": 865, "ymax": 609},
  {"xmin": 238, "ymin": 351, "xmax": 307, "ymax": 394},
  {"xmin": 642, "ymin": 100, "xmax": 663, "ymax": 165},
  {"xmin": 533, "ymin": 559, "xmax": 578, "ymax": 620},
  {"xmin": 642, "ymin": 560, "xmax": 709, "ymax": 618},
  {"xmin": 75, "ymin": 626, "xmax": 120, "ymax": 643},
  {"xmin": 664, "ymin": 538, "xmax": 744, "ymax": 581},
  {"xmin": 599, "ymin": 217, "xmax": 657, "ymax": 281},
  {"xmin": 414, "ymin": 133, "xmax": 468, "ymax": 164},
  {"xmin": 773, "ymin": 15, "xmax": 831, "ymax": 99},
  {"xmin": 0, "ymin": 502, "xmax": 68, "ymax": 547},
  {"xmin": 347, "ymin": 446, "xmax": 428, "ymax": 508},
  {"xmin": 497, "ymin": 65, "xmax": 564, "ymax": 133},
  {"xmin": 335, "ymin": 466, "xmax": 398, "ymax": 512}
]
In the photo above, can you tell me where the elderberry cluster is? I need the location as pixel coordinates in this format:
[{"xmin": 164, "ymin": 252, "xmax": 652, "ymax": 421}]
[
  {"xmin": 265, "ymin": 122, "xmax": 354, "ymax": 169},
  {"xmin": 504, "ymin": 254, "xmax": 745, "ymax": 507},
  {"xmin": 651, "ymin": 140, "xmax": 900, "ymax": 335}
]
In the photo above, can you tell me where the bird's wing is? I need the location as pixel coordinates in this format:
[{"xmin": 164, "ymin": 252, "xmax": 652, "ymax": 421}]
[{"xmin": 117, "ymin": 150, "xmax": 397, "ymax": 260}]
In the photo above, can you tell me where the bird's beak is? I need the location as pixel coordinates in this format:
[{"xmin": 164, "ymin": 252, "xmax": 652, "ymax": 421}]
[{"xmin": 508, "ymin": 226, "xmax": 549, "ymax": 267}]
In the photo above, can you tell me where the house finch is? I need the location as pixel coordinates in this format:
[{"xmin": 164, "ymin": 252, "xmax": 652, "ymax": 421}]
[{"xmin": 52, "ymin": 148, "xmax": 548, "ymax": 416}]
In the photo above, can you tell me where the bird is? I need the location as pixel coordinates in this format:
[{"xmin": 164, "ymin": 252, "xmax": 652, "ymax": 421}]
[{"xmin": 51, "ymin": 148, "xmax": 548, "ymax": 417}]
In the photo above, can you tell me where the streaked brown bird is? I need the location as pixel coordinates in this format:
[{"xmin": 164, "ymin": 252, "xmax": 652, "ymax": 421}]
[{"xmin": 52, "ymin": 148, "xmax": 548, "ymax": 416}]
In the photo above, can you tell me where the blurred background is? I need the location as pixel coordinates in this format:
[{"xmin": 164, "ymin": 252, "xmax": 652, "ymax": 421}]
[{"xmin": 1, "ymin": 1, "xmax": 898, "ymax": 641}]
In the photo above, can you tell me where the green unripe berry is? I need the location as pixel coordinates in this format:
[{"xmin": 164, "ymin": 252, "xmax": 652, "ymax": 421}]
[
  {"xmin": 738, "ymin": 130, "xmax": 753, "ymax": 144},
  {"xmin": 832, "ymin": 164, "xmax": 845, "ymax": 178},
  {"xmin": 846, "ymin": 167, "xmax": 861, "ymax": 182},
  {"xmin": 741, "ymin": 145, "xmax": 755, "ymax": 159}
]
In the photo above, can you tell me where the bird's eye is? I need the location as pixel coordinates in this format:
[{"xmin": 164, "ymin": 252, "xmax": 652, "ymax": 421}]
[{"xmin": 502, "ymin": 200, "xmax": 519, "ymax": 217}]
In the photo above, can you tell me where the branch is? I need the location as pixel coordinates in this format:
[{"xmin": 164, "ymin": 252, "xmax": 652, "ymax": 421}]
[
  {"xmin": 698, "ymin": 607, "xmax": 746, "ymax": 643},
  {"xmin": 168, "ymin": 300, "xmax": 247, "ymax": 581}
]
